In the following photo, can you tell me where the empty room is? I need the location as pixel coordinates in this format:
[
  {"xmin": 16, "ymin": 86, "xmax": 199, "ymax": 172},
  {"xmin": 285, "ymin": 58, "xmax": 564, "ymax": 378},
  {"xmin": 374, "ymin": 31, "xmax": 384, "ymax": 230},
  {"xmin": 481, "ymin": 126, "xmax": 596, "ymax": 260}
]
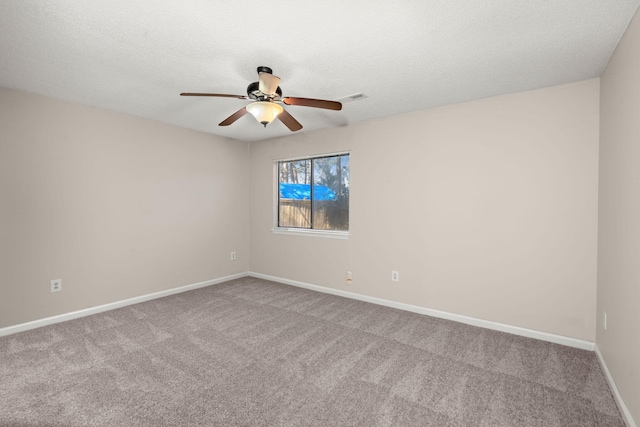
[{"xmin": 1, "ymin": 1, "xmax": 639, "ymax": 426}]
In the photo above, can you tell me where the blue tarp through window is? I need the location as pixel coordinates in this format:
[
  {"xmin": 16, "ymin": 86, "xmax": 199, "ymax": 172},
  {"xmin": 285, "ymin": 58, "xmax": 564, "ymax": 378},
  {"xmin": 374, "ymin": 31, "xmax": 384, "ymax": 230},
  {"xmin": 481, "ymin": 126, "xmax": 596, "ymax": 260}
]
[{"xmin": 279, "ymin": 183, "xmax": 336, "ymax": 200}]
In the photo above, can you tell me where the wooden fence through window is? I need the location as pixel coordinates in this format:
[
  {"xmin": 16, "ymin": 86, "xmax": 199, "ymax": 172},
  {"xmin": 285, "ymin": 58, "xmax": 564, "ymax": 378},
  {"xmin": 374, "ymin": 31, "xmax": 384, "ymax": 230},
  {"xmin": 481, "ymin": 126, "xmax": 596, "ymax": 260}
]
[{"xmin": 279, "ymin": 199, "xmax": 347, "ymax": 230}]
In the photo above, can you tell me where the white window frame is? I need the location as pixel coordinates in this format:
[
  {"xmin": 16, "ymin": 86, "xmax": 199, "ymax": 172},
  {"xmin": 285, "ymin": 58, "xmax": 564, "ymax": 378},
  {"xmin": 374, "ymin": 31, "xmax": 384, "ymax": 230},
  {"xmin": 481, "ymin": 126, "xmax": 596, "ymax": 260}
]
[{"xmin": 272, "ymin": 151, "xmax": 350, "ymax": 239}]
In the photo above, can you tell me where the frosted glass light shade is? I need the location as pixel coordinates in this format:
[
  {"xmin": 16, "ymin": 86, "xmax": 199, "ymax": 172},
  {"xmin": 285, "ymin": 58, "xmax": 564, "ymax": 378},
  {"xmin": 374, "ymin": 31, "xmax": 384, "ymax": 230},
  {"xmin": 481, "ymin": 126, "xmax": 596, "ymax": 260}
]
[{"xmin": 246, "ymin": 101, "xmax": 283, "ymax": 126}]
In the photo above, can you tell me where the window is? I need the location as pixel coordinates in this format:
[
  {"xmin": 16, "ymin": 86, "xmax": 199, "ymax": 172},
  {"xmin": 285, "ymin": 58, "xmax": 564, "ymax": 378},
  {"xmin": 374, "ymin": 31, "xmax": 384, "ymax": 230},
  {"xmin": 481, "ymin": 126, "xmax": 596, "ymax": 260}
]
[{"xmin": 277, "ymin": 153, "xmax": 349, "ymax": 231}]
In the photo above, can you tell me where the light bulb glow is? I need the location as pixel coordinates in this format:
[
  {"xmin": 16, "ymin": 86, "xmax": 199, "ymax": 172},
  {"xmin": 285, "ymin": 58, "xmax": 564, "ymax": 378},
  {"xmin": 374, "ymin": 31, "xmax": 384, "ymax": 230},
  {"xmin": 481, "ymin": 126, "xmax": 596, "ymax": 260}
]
[{"xmin": 246, "ymin": 101, "xmax": 283, "ymax": 126}]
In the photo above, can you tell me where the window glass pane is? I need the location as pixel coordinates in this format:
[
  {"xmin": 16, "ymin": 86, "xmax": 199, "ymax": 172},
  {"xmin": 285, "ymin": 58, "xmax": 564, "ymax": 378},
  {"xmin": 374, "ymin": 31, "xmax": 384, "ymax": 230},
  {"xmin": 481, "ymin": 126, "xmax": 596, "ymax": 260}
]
[
  {"xmin": 312, "ymin": 155, "xmax": 349, "ymax": 230},
  {"xmin": 278, "ymin": 159, "xmax": 311, "ymax": 228},
  {"xmin": 277, "ymin": 154, "xmax": 349, "ymax": 231}
]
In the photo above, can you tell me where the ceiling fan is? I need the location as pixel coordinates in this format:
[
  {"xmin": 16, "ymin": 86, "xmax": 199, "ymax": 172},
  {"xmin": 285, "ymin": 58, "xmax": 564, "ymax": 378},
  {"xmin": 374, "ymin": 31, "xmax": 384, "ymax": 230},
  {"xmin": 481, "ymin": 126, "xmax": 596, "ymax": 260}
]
[{"xmin": 180, "ymin": 66, "xmax": 342, "ymax": 132}]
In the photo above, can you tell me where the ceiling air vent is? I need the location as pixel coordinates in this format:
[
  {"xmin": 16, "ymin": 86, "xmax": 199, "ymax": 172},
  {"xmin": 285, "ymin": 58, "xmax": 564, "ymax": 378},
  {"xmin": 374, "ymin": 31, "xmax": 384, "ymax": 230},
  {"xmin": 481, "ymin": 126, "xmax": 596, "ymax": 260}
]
[{"xmin": 338, "ymin": 93, "xmax": 368, "ymax": 103}]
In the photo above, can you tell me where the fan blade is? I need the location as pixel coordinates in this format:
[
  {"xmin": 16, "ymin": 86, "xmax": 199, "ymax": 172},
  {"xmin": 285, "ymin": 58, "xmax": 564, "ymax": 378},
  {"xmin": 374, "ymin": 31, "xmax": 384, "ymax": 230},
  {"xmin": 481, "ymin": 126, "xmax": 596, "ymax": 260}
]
[
  {"xmin": 282, "ymin": 97, "xmax": 342, "ymax": 111},
  {"xmin": 181, "ymin": 93, "xmax": 248, "ymax": 99},
  {"xmin": 219, "ymin": 107, "xmax": 248, "ymax": 126},
  {"xmin": 258, "ymin": 72, "xmax": 281, "ymax": 96},
  {"xmin": 277, "ymin": 109, "xmax": 303, "ymax": 132}
]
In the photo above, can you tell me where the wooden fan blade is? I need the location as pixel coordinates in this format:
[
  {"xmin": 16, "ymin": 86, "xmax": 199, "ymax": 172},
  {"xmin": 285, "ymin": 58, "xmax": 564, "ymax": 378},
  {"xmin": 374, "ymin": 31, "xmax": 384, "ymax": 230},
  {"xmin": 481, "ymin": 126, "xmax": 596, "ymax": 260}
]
[
  {"xmin": 282, "ymin": 97, "xmax": 342, "ymax": 111},
  {"xmin": 277, "ymin": 109, "xmax": 303, "ymax": 132},
  {"xmin": 180, "ymin": 93, "xmax": 248, "ymax": 99},
  {"xmin": 219, "ymin": 107, "xmax": 248, "ymax": 126},
  {"xmin": 258, "ymin": 72, "xmax": 281, "ymax": 96}
]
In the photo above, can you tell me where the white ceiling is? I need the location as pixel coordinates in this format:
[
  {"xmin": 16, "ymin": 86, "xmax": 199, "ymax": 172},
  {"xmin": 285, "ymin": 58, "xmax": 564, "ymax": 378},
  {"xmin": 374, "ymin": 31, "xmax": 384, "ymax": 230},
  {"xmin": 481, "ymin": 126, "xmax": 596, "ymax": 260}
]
[{"xmin": 1, "ymin": 1, "xmax": 638, "ymax": 142}]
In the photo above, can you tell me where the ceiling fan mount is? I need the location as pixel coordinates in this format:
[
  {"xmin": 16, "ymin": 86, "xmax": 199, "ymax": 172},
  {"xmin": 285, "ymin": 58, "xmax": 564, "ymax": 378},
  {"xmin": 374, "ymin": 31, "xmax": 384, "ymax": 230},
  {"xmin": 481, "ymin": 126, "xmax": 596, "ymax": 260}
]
[
  {"xmin": 180, "ymin": 66, "xmax": 342, "ymax": 132},
  {"xmin": 256, "ymin": 66, "xmax": 273, "ymax": 75}
]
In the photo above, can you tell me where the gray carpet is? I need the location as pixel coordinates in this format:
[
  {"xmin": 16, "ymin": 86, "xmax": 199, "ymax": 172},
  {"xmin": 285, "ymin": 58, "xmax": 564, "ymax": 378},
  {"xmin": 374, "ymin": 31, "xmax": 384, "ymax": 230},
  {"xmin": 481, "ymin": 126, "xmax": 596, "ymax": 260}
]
[{"xmin": 0, "ymin": 276, "xmax": 626, "ymax": 426}]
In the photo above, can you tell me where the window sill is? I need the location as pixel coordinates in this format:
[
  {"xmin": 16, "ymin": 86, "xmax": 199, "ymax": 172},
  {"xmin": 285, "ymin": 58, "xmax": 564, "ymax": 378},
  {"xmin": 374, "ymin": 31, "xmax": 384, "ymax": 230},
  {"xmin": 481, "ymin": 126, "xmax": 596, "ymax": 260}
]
[{"xmin": 271, "ymin": 228, "xmax": 349, "ymax": 240}]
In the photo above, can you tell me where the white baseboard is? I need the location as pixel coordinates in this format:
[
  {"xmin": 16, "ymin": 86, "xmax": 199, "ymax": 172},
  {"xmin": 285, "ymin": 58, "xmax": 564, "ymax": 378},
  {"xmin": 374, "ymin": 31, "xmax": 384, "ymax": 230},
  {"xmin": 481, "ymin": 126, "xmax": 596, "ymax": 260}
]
[
  {"xmin": 1, "ymin": 271, "xmax": 631, "ymax": 424},
  {"xmin": 0, "ymin": 272, "xmax": 248, "ymax": 337},
  {"xmin": 248, "ymin": 272, "xmax": 595, "ymax": 351},
  {"xmin": 595, "ymin": 344, "xmax": 637, "ymax": 427},
  {"xmin": 1, "ymin": 270, "xmax": 596, "ymax": 353}
]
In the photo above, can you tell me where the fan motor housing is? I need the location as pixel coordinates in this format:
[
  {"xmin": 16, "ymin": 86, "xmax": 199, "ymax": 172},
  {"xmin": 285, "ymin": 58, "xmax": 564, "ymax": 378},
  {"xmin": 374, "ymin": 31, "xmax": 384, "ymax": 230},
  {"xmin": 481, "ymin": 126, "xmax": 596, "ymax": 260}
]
[{"xmin": 247, "ymin": 81, "xmax": 282, "ymax": 100}]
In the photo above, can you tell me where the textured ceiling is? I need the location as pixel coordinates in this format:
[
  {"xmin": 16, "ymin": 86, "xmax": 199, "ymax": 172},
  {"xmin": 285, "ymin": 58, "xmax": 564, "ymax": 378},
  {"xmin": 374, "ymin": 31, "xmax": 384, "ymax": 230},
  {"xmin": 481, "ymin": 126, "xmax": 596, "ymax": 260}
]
[{"xmin": 1, "ymin": 1, "xmax": 638, "ymax": 142}]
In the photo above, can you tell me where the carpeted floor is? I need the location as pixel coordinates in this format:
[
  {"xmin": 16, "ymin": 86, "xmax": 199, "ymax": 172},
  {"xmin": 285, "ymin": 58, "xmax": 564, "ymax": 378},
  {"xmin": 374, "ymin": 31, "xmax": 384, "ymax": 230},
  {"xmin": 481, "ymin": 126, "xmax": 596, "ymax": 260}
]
[{"xmin": 0, "ymin": 276, "xmax": 626, "ymax": 426}]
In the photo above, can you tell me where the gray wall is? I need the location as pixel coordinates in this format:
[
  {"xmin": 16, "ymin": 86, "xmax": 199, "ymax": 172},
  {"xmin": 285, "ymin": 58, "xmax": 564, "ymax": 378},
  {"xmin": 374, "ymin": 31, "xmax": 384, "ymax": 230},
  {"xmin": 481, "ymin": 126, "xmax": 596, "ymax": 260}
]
[
  {"xmin": 250, "ymin": 79, "xmax": 600, "ymax": 342},
  {"xmin": 598, "ymin": 6, "xmax": 640, "ymax": 423},
  {"xmin": 0, "ymin": 87, "xmax": 250, "ymax": 328}
]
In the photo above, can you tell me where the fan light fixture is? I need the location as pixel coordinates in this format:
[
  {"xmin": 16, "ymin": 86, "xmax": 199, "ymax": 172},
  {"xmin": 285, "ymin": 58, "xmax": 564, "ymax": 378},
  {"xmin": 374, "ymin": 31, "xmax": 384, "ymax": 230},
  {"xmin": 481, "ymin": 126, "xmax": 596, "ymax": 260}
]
[{"xmin": 246, "ymin": 101, "xmax": 283, "ymax": 127}]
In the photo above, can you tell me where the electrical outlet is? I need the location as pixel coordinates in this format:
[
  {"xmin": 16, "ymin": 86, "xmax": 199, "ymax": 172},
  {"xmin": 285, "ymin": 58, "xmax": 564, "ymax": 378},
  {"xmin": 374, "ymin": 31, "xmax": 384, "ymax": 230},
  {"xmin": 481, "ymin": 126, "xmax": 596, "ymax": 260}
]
[
  {"xmin": 50, "ymin": 279, "xmax": 62, "ymax": 293},
  {"xmin": 346, "ymin": 270, "xmax": 353, "ymax": 285},
  {"xmin": 391, "ymin": 271, "xmax": 399, "ymax": 282},
  {"xmin": 230, "ymin": 251, "xmax": 236, "ymax": 261},
  {"xmin": 603, "ymin": 311, "xmax": 607, "ymax": 330}
]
